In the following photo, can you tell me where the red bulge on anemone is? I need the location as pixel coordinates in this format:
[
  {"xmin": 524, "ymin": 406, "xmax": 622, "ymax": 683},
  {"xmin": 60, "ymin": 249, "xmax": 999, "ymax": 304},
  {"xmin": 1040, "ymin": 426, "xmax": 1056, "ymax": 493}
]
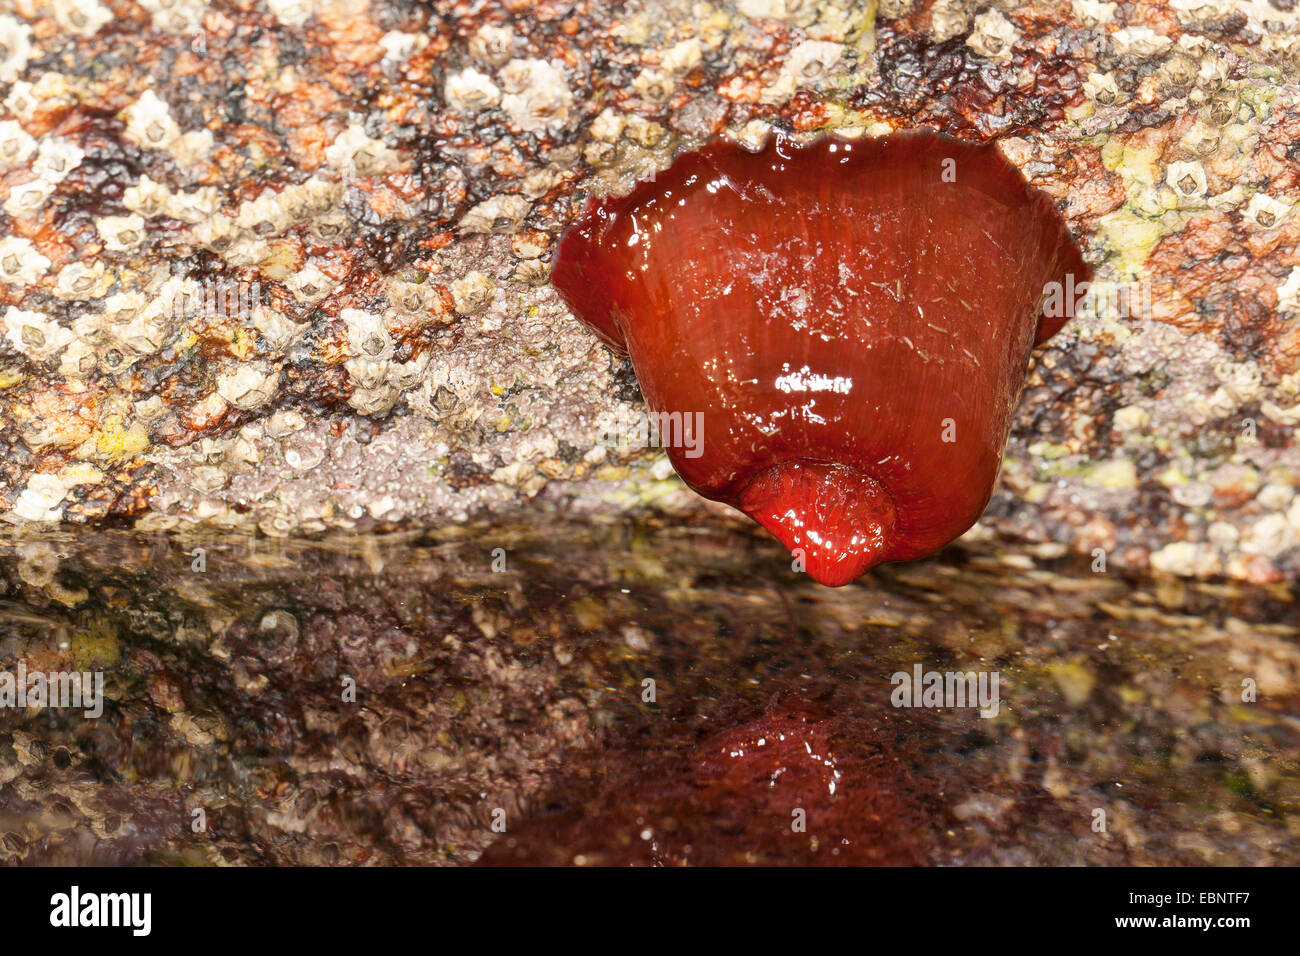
[{"xmin": 551, "ymin": 131, "xmax": 1090, "ymax": 587}]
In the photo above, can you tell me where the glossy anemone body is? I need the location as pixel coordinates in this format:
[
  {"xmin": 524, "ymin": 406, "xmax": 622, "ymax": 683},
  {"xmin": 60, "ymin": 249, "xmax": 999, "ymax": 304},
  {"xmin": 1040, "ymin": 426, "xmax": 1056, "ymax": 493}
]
[{"xmin": 552, "ymin": 131, "xmax": 1089, "ymax": 586}]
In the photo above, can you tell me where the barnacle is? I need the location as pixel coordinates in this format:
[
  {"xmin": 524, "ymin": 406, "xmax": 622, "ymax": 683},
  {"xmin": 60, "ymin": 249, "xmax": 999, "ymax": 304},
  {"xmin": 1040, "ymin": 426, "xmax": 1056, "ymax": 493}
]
[
  {"xmin": 345, "ymin": 357, "xmax": 390, "ymax": 390},
  {"xmin": 451, "ymin": 272, "xmax": 494, "ymax": 315},
  {"xmin": 4, "ymin": 307, "xmax": 75, "ymax": 362},
  {"xmin": 0, "ymin": 120, "xmax": 36, "ymax": 168},
  {"xmin": 4, "ymin": 179, "xmax": 54, "ymax": 218},
  {"xmin": 123, "ymin": 176, "xmax": 172, "ymax": 219},
  {"xmin": 137, "ymin": 0, "xmax": 206, "ymax": 34},
  {"xmin": 458, "ymin": 195, "xmax": 530, "ymax": 234},
  {"xmin": 286, "ymin": 263, "xmax": 337, "ymax": 304},
  {"xmin": 326, "ymin": 125, "xmax": 403, "ymax": 178},
  {"xmin": 468, "ymin": 24, "xmax": 514, "ymax": 66},
  {"xmin": 95, "ymin": 214, "xmax": 149, "ymax": 252},
  {"xmin": 34, "ymin": 138, "xmax": 84, "ymax": 183},
  {"xmin": 1245, "ymin": 193, "xmax": 1293, "ymax": 229},
  {"xmin": 164, "ymin": 186, "xmax": 221, "ymax": 225},
  {"xmin": 0, "ymin": 236, "xmax": 50, "ymax": 285},
  {"xmin": 250, "ymin": 306, "xmax": 305, "ymax": 352},
  {"xmin": 51, "ymin": 0, "xmax": 112, "ymax": 36},
  {"xmin": 445, "ymin": 68, "xmax": 501, "ymax": 111},
  {"xmin": 966, "ymin": 9, "xmax": 1018, "ymax": 60},
  {"xmin": 0, "ymin": 15, "xmax": 32, "ymax": 84},
  {"xmin": 342, "ymin": 309, "xmax": 393, "ymax": 361},
  {"xmin": 122, "ymin": 91, "xmax": 184, "ymax": 152},
  {"xmin": 216, "ymin": 363, "xmax": 282, "ymax": 410},
  {"xmin": 348, "ymin": 384, "xmax": 399, "ymax": 416},
  {"xmin": 499, "ymin": 60, "xmax": 573, "ymax": 133}
]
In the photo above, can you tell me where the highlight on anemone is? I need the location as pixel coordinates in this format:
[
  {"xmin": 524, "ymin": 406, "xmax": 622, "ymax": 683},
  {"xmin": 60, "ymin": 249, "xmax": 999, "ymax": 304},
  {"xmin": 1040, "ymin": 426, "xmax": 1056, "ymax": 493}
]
[{"xmin": 551, "ymin": 128, "xmax": 1091, "ymax": 587}]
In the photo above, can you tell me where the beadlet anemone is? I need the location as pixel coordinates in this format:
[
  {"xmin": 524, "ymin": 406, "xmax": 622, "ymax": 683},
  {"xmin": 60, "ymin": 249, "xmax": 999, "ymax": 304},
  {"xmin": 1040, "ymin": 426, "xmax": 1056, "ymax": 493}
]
[{"xmin": 551, "ymin": 130, "xmax": 1089, "ymax": 587}]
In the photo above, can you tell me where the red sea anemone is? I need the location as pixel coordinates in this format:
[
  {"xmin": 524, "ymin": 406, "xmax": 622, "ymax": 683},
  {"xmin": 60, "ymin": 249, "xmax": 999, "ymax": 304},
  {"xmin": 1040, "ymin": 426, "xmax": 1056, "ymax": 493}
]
[{"xmin": 552, "ymin": 131, "xmax": 1089, "ymax": 586}]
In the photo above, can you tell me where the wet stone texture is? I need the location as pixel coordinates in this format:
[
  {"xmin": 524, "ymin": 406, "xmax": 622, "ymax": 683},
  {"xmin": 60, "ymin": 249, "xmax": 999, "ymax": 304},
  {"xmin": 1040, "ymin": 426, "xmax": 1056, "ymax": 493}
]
[
  {"xmin": 0, "ymin": 524, "xmax": 1297, "ymax": 866},
  {"xmin": 0, "ymin": 1, "xmax": 1291, "ymax": 583}
]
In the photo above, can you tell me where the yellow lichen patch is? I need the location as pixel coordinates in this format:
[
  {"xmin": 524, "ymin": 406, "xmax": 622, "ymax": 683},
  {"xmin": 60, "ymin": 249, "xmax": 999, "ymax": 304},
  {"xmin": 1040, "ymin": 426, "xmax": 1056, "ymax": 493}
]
[
  {"xmin": 56, "ymin": 461, "xmax": 104, "ymax": 487},
  {"xmin": 1096, "ymin": 207, "xmax": 1167, "ymax": 276},
  {"xmin": 228, "ymin": 326, "xmax": 258, "ymax": 360},
  {"xmin": 1101, "ymin": 135, "xmax": 1162, "ymax": 185},
  {"xmin": 81, "ymin": 416, "xmax": 150, "ymax": 463},
  {"xmin": 1080, "ymin": 458, "xmax": 1138, "ymax": 490}
]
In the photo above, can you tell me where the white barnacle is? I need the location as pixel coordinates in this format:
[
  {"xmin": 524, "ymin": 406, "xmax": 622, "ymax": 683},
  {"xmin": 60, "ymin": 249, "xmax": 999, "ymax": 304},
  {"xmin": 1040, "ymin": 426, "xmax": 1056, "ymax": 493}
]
[
  {"xmin": 0, "ymin": 120, "xmax": 36, "ymax": 169},
  {"xmin": 250, "ymin": 305, "xmax": 304, "ymax": 352},
  {"xmin": 53, "ymin": 261, "xmax": 111, "ymax": 300},
  {"xmin": 1171, "ymin": 0, "xmax": 1234, "ymax": 25},
  {"xmin": 345, "ymin": 357, "xmax": 389, "ymax": 389},
  {"xmin": 4, "ymin": 82, "xmax": 37, "ymax": 122},
  {"xmin": 267, "ymin": 0, "xmax": 319, "ymax": 28},
  {"xmin": 1245, "ymin": 192, "xmax": 1293, "ymax": 229},
  {"xmin": 445, "ymin": 67, "xmax": 501, "ymax": 112},
  {"xmin": 12, "ymin": 474, "xmax": 69, "ymax": 522},
  {"xmin": 96, "ymin": 214, "xmax": 148, "ymax": 252},
  {"xmin": 286, "ymin": 262, "xmax": 336, "ymax": 304},
  {"xmin": 52, "ymin": 0, "xmax": 113, "ymax": 37},
  {"xmin": 342, "ymin": 308, "xmax": 393, "ymax": 361},
  {"xmin": 348, "ymin": 383, "xmax": 398, "ymax": 416},
  {"xmin": 191, "ymin": 213, "xmax": 241, "ymax": 253},
  {"xmin": 1071, "ymin": 0, "xmax": 1116, "ymax": 27},
  {"xmin": 1083, "ymin": 71, "xmax": 1122, "ymax": 106},
  {"xmin": 113, "ymin": 310, "xmax": 173, "ymax": 356},
  {"xmin": 451, "ymin": 271, "xmax": 494, "ymax": 315},
  {"xmin": 379, "ymin": 31, "xmax": 417, "ymax": 63},
  {"xmin": 137, "ymin": 0, "xmax": 206, "ymax": 34},
  {"xmin": 966, "ymin": 9, "xmax": 1018, "ymax": 60},
  {"xmin": 325, "ymin": 124, "xmax": 402, "ymax": 177},
  {"xmin": 71, "ymin": 312, "xmax": 110, "ymax": 346},
  {"xmin": 660, "ymin": 39, "xmax": 703, "ymax": 75},
  {"xmin": 4, "ymin": 307, "xmax": 74, "ymax": 362},
  {"xmin": 122, "ymin": 90, "xmax": 183, "ymax": 152},
  {"xmin": 34, "ymin": 137, "xmax": 84, "ymax": 184},
  {"xmin": 102, "ymin": 290, "xmax": 148, "ymax": 325},
  {"xmin": 59, "ymin": 339, "xmax": 99, "ymax": 379},
  {"xmin": 292, "ymin": 175, "xmax": 344, "ymax": 219},
  {"xmin": 4, "ymin": 178, "xmax": 55, "ymax": 217},
  {"xmin": 123, "ymin": 175, "xmax": 173, "ymax": 218},
  {"xmin": 764, "ymin": 41, "xmax": 843, "ymax": 102},
  {"xmin": 1278, "ymin": 267, "xmax": 1300, "ymax": 315},
  {"xmin": 148, "ymin": 275, "xmax": 200, "ymax": 321},
  {"xmin": 389, "ymin": 353, "xmax": 429, "ymax": 391},
  {"xmin": 1167, "ymin": 160, "xmax": 1207, "ymax": 199},
  {"xmin": 235, "ymin": 191, "xmax": 292, "ymax": 237},
  {"xmin": 499, "ymin": 60, "xmax": 573, "ymax": 133},
  {"xmin": 786, "ymin": 41, "xmax": 844, "ymax": 83},
  {"xmin": 0, "ymin": 16, "xmax": 32, "ymax": 84},
  {"xmin": 632, "ymin": 69, "xmax": 674, "ymax": 104},
  {"xmin": 163, "ymin": 186, "xmax": 220, "ymax": 224},
  {"xmin": 458, "ymin": 194, "xmax": 531, "ymax": 234},
  {"xmin": 216, "ymin": 363, "xmax": 281, "ymax": 410},
  {"xmin": 171, "ymin": 129, "xmax": 214, "ymax": 165},
  {"xmin": 220, "ymin": 236, "xmax": 273, "ymax": 267},
  {"xmin": 1112, "ymin": 27, "xmax": 1173, "ymax": 58},
  {"xmin": 469, "ymin": 25, "xmax": 514, "ymax": 67},
  {"xmin": 0, "ymin": 236, "xmax": 50, "ymax": 285}
]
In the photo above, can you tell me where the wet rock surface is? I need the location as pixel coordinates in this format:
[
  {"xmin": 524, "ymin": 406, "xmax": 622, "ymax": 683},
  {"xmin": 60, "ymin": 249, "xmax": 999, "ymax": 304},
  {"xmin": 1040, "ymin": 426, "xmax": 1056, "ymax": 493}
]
[
  {"xmin": 0, "ymin": 1, "xmax": 1295, "ymax": 582},
  {"xmin": 0, "ymin": 523, "xmax": 1296, "ymax": 865}
]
